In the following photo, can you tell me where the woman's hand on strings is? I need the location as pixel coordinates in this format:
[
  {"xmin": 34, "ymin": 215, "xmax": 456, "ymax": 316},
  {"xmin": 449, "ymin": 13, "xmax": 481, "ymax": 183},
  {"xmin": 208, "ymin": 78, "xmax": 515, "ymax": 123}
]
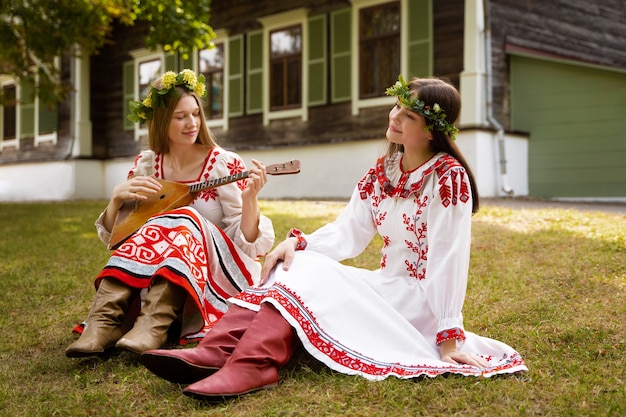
[{"xmin": 242, "ymin": 159, "xmax": 268, "ymax": 200}]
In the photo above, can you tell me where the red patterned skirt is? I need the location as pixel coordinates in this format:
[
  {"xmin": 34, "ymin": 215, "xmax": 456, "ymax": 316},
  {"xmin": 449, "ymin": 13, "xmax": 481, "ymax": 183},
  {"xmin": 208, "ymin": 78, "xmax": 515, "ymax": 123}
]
[{"xmin": 77, "ymin": 207, "xmax": 259, "ymax": 342}]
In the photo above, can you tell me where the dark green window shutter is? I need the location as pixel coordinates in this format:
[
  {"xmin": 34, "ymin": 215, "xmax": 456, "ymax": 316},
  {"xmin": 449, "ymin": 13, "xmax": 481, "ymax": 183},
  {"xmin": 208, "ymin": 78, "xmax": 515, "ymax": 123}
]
[
  {"xmin": 407, "ymin": 0, "xmax": 432, "ymax": 77},
  {"xmin": 330, "ymin": 8, "xmax": 351, "ymax": 103},
  {"xmin": 308, "ymin": 14, "xmax": 327, "ymax": 106},
  {"xmin": 164, "ymin": 53, "xmax": 177, "ymax": 72},
  {"xmin": 122, "ymin": 61, "xmax": 135, "ymax": 131},
  {"xmin": 246, "ymin": 30, "xmax": 263, "ymax": 115},
  {"xmin": 19, "ymin": 81, "xmax": 35, "ymax": 138},
  {"xmin": 38, "ymin": 101, "xmax": 57, "ymax": 134},
  {"xmin": 228, "ymin": 35, "xmax": 244, "ymax": 117}
]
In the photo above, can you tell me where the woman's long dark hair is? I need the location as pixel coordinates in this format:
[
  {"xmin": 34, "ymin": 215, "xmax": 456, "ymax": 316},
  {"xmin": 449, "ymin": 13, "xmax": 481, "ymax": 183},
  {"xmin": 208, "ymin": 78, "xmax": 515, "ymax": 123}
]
[{"xmin": 386, "ymin": 77, "xmax": 480, "ymax": 213}]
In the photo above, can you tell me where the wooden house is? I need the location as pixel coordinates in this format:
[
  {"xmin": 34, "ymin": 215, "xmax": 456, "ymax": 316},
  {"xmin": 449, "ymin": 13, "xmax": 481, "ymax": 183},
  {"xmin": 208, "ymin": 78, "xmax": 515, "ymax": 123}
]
[{"xmin": 1, "ymin": 0, "xmax": 625, "ymax": 202}]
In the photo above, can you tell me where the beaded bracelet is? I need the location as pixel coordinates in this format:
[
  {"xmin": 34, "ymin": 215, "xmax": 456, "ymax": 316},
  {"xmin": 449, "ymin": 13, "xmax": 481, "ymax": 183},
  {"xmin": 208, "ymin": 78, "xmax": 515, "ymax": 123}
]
[{"xmin": 287, "ymin": 228, "xmax": 307, "ymax": 251}]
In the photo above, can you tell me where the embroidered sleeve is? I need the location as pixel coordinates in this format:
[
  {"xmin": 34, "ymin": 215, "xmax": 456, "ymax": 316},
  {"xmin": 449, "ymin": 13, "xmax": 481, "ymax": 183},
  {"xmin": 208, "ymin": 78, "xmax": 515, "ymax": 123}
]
[
  {"xmin": 436, "ymin": 327, "xmax": 467, "ymax": 345},
  {"xmin": 423, "ymin": 159, "xmax": 473, "ymax": 343},
  {"xmin": 128, "ymin": 150, "xmax": 156, "ymax": 178}
]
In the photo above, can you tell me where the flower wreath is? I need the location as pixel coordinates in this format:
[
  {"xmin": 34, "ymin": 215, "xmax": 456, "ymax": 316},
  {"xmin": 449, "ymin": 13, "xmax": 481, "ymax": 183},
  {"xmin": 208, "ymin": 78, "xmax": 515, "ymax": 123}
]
[
  {"xmin": 128, "ymin": 69, "xmax": 207, "ymax": 123},
  {"xmin": 385, "ymin": 75, "xmax": 459, "ymax": 140}
]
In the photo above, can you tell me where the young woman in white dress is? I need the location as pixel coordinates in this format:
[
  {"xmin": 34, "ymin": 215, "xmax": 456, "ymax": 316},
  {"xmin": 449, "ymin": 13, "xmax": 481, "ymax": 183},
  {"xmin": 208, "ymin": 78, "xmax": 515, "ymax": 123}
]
[{"xmin": 139, "ymin": 75, "xmax": 527, "ymax": 400}]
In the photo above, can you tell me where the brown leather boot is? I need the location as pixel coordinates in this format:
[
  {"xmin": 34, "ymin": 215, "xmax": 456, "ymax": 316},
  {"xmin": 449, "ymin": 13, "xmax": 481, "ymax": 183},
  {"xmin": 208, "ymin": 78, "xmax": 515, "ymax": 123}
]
[
  {"xmin": 140, "ymin": 305, "xmax": 257, "ymax": 384},
  {"xmin": 183, "ymin": 303, "xmax": 298, "ymax": 400},
  {"xmin": 66, "ymin": 278, "xmax": 137, "ymax": 358},
  {"xmin": 115, "ymin": 278, "xmax": 186, "ymax": 354}
]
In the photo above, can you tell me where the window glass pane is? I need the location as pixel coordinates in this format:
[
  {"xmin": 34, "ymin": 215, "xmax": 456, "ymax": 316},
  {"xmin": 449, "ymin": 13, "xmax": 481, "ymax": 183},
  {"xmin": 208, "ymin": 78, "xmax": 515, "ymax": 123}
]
[
  {"xmin": 360, "ymin": 3, "xmax": 400, "ymax": 38},
  {"xmin": 2, "ymin": 85, "xmax": 16, "ymax": 139},
  {"xmin": 359, "ymin": 2, "xmax": 400, "ymax": 99},
  {"xmin": 270, "ymin": 25, "xmax": 302, "ymax": 110},
  {"xmin": 271, "ymin": 27, "xmax": 302, "ymax": 58},
  {"xmin": 199, "ymin": 44, "xmax": 225, "ymax": 119},
  {"xmin": 138, "ymin": 59, "xmax": 162, "ymax": 98}
]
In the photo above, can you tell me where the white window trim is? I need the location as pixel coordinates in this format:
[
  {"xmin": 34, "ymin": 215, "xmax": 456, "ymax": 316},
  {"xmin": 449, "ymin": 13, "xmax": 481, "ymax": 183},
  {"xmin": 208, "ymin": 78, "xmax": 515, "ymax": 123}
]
[
  {"xmin": 205, "ymin": 29, "xmax": 230, "ymax": 131},
  {"xmin": 34, "ymin": 58, "xmax": 60, "ymax": 146},
  {"xmin": 350, "ymin": 0, "xmax": 401, "ymax": 116},
  {"xmin": 258, "ymin": 8, "xmax": 309, "ymax": 126},
  {"xmin": 0, "ymin": 77, "xmax": 19, "ymax": 150},
  {"xmin": 129, "ymin": 49, "xmax": 165, "ymax": 142}
]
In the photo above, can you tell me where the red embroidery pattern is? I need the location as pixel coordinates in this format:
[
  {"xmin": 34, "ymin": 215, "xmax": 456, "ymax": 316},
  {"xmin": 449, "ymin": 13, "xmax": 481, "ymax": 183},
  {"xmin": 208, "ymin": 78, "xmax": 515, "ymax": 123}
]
[
  {"xmin": 153, "ymin": 154, "xmax": 161, "ymax": 178},
  {"xmin": 358, "ymin": 169, "xmax": 377, "ymax": 199},
  {"xmin": 435, "ymin": 158, "xmax": 470, "ymax": 208},
  {"xmin": 403, "ymin": 201, "xmax": 428, "ymax": 280},
  {"xmin": 371, "ymin": 194, "xmax": 386, "ymax": 226},
  {"xmin": 361, "ymin": 154, "xmax": 471, "ymax": 202}
]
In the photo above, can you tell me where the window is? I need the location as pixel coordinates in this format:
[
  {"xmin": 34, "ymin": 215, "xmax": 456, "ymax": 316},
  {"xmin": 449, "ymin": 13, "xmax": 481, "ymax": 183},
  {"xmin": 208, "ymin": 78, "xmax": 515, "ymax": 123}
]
[
  {"xmin": 0, "ymin": 75, "xmax": 58, "ymax": 150},
  {"xmin": 125, "ymin": 51, "xmax": 164, "ymax": 140},
  {"xmin": 258, "ymin": 8, "xmax": 309, "ymax": 125},
  {"xmin": 2, "ymin": 84, "xmax": 16, "ymax": 141},
  {"xmin": 270, "ymin": 25, "xmax": 302, "ymax": 110},
  {"xmin": 358, "ymin": 2, "xmax": 400, "ymax": 99},
  {"xmin": 199, "ymin": 43, "xmax": 225, "ymax": 119},
  {"xmin": 138, "ymin": 58, "xmax": 162, "ymax": 100}
]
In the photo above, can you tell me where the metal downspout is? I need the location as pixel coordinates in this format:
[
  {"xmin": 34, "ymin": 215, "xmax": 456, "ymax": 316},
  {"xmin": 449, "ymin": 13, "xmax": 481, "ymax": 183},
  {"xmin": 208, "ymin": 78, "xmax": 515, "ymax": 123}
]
[{"xmin": 484, "ymin": 0, "xmax": 513, "ymax": 195}]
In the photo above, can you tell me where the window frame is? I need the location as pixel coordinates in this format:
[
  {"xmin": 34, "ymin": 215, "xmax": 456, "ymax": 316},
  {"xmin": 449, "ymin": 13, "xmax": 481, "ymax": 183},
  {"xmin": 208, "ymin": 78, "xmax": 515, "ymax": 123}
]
[
  {"xmin": 269, "ymin": 24, "xmax": 303, "ymax": 111},
  {"xmin": 128, "ymin": 50, "xmax": 164, "ymax": 142},
  {"xmin": 357, "ymin": 1, "xmax": 401, "ymax": 99},
  {"xmin": 349, "ymin": 0, "xmax": 432, "ymax": 115},
  {"xmin": 258, "ymin": 8, "xmax": 309, "ymax": 126}
]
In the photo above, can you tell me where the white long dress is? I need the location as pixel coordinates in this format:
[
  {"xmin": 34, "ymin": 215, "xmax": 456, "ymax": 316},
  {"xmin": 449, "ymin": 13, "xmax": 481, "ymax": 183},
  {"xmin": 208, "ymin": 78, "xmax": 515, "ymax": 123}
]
[{"xmin": 232, "ymin": 151, "xmax": 527, "ymax": 380}]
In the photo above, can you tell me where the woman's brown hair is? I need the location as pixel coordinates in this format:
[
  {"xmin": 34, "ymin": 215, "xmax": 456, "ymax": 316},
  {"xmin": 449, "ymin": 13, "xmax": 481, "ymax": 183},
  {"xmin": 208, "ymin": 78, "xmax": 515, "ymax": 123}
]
[
  {"xmin": 146, "ymin": 86, "xmax": 218, "ymax": 154},
  {"xmin": 386, "ymin": 77, "xmax": 480, "ymax": 213}
]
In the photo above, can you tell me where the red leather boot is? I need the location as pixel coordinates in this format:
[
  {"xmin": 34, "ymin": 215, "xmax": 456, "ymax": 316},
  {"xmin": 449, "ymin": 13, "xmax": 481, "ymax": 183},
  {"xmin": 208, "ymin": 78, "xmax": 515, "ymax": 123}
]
[
  {"xmin": 140, "ymin": 305, "xmax": 257, "ymax": 384},
  {"xmin": 183, "ymin": 303, "xmax": 297, "ymax": 400}
]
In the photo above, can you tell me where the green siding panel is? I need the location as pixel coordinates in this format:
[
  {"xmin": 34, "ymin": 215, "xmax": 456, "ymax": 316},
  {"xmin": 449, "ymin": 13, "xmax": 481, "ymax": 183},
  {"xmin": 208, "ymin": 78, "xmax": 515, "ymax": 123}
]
[
  {"xmin": 246, "ymin": 31, "xmax": 263, "ymax": 114},
  {"xmin": 38, "ymin": 102, "xmax": 57, "ymax": 134},
  {"xmin": 123, "ymin": 61, "xmax": 135, "ymax": 130},
  {"xmin": 308, "ymin": 15, "xmax": 327, "ymax": 106},
  {"xmin": 333, "ymin": 55, "xmax": 351, "ymax": 100},
  {"xmin": 408, "ymin": 42, "xmax": 430, "ymax": 78},
  {"xmin": 407, "ymin": 0, "xmax": 432, "ymax": 77},
  {"xmin": 309, "ymin": 62, "xmax": 326, "ymax": 104},
  {"xmin": 510, "ymin": 56, "xmax": 626, "ymax": 198},
  {"xmin": 228, "ymin": 35, "xmax": 244, "ymax": 117},
  {"xmin": 309, "ymin": 16, "xmax": 325, "ymax": 60},
  {"xmin": 247, "ymin": 72, "xmax": 263, "ymax": 112},
  {"xmin": 19, "ymin": 82, "xmax": 35, "ymax": 137},
  {"xmin": 331, "ymin": 8, "xmax": 351, "ymax": 103}
]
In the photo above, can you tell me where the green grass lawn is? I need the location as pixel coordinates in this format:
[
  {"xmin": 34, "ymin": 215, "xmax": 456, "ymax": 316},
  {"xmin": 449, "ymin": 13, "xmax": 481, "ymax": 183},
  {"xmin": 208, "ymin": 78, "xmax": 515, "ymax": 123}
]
[{"xmin": 0, "ymin": 200, "xmax": 624, "ymax": 416}]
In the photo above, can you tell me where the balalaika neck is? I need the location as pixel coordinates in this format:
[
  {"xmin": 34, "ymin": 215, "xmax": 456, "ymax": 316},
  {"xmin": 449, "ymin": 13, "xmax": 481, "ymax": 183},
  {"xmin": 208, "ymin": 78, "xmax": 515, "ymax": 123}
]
[{"xmin": 189, "ymin": 171, "xmax": 250, "ymax": 195}]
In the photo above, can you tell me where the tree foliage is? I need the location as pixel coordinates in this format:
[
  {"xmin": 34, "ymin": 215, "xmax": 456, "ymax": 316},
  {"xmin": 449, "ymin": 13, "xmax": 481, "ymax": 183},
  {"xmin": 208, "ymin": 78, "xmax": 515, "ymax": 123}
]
[{"xmin": 0, "ymin": 0, "xmax": 215, "ymax": 105}]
